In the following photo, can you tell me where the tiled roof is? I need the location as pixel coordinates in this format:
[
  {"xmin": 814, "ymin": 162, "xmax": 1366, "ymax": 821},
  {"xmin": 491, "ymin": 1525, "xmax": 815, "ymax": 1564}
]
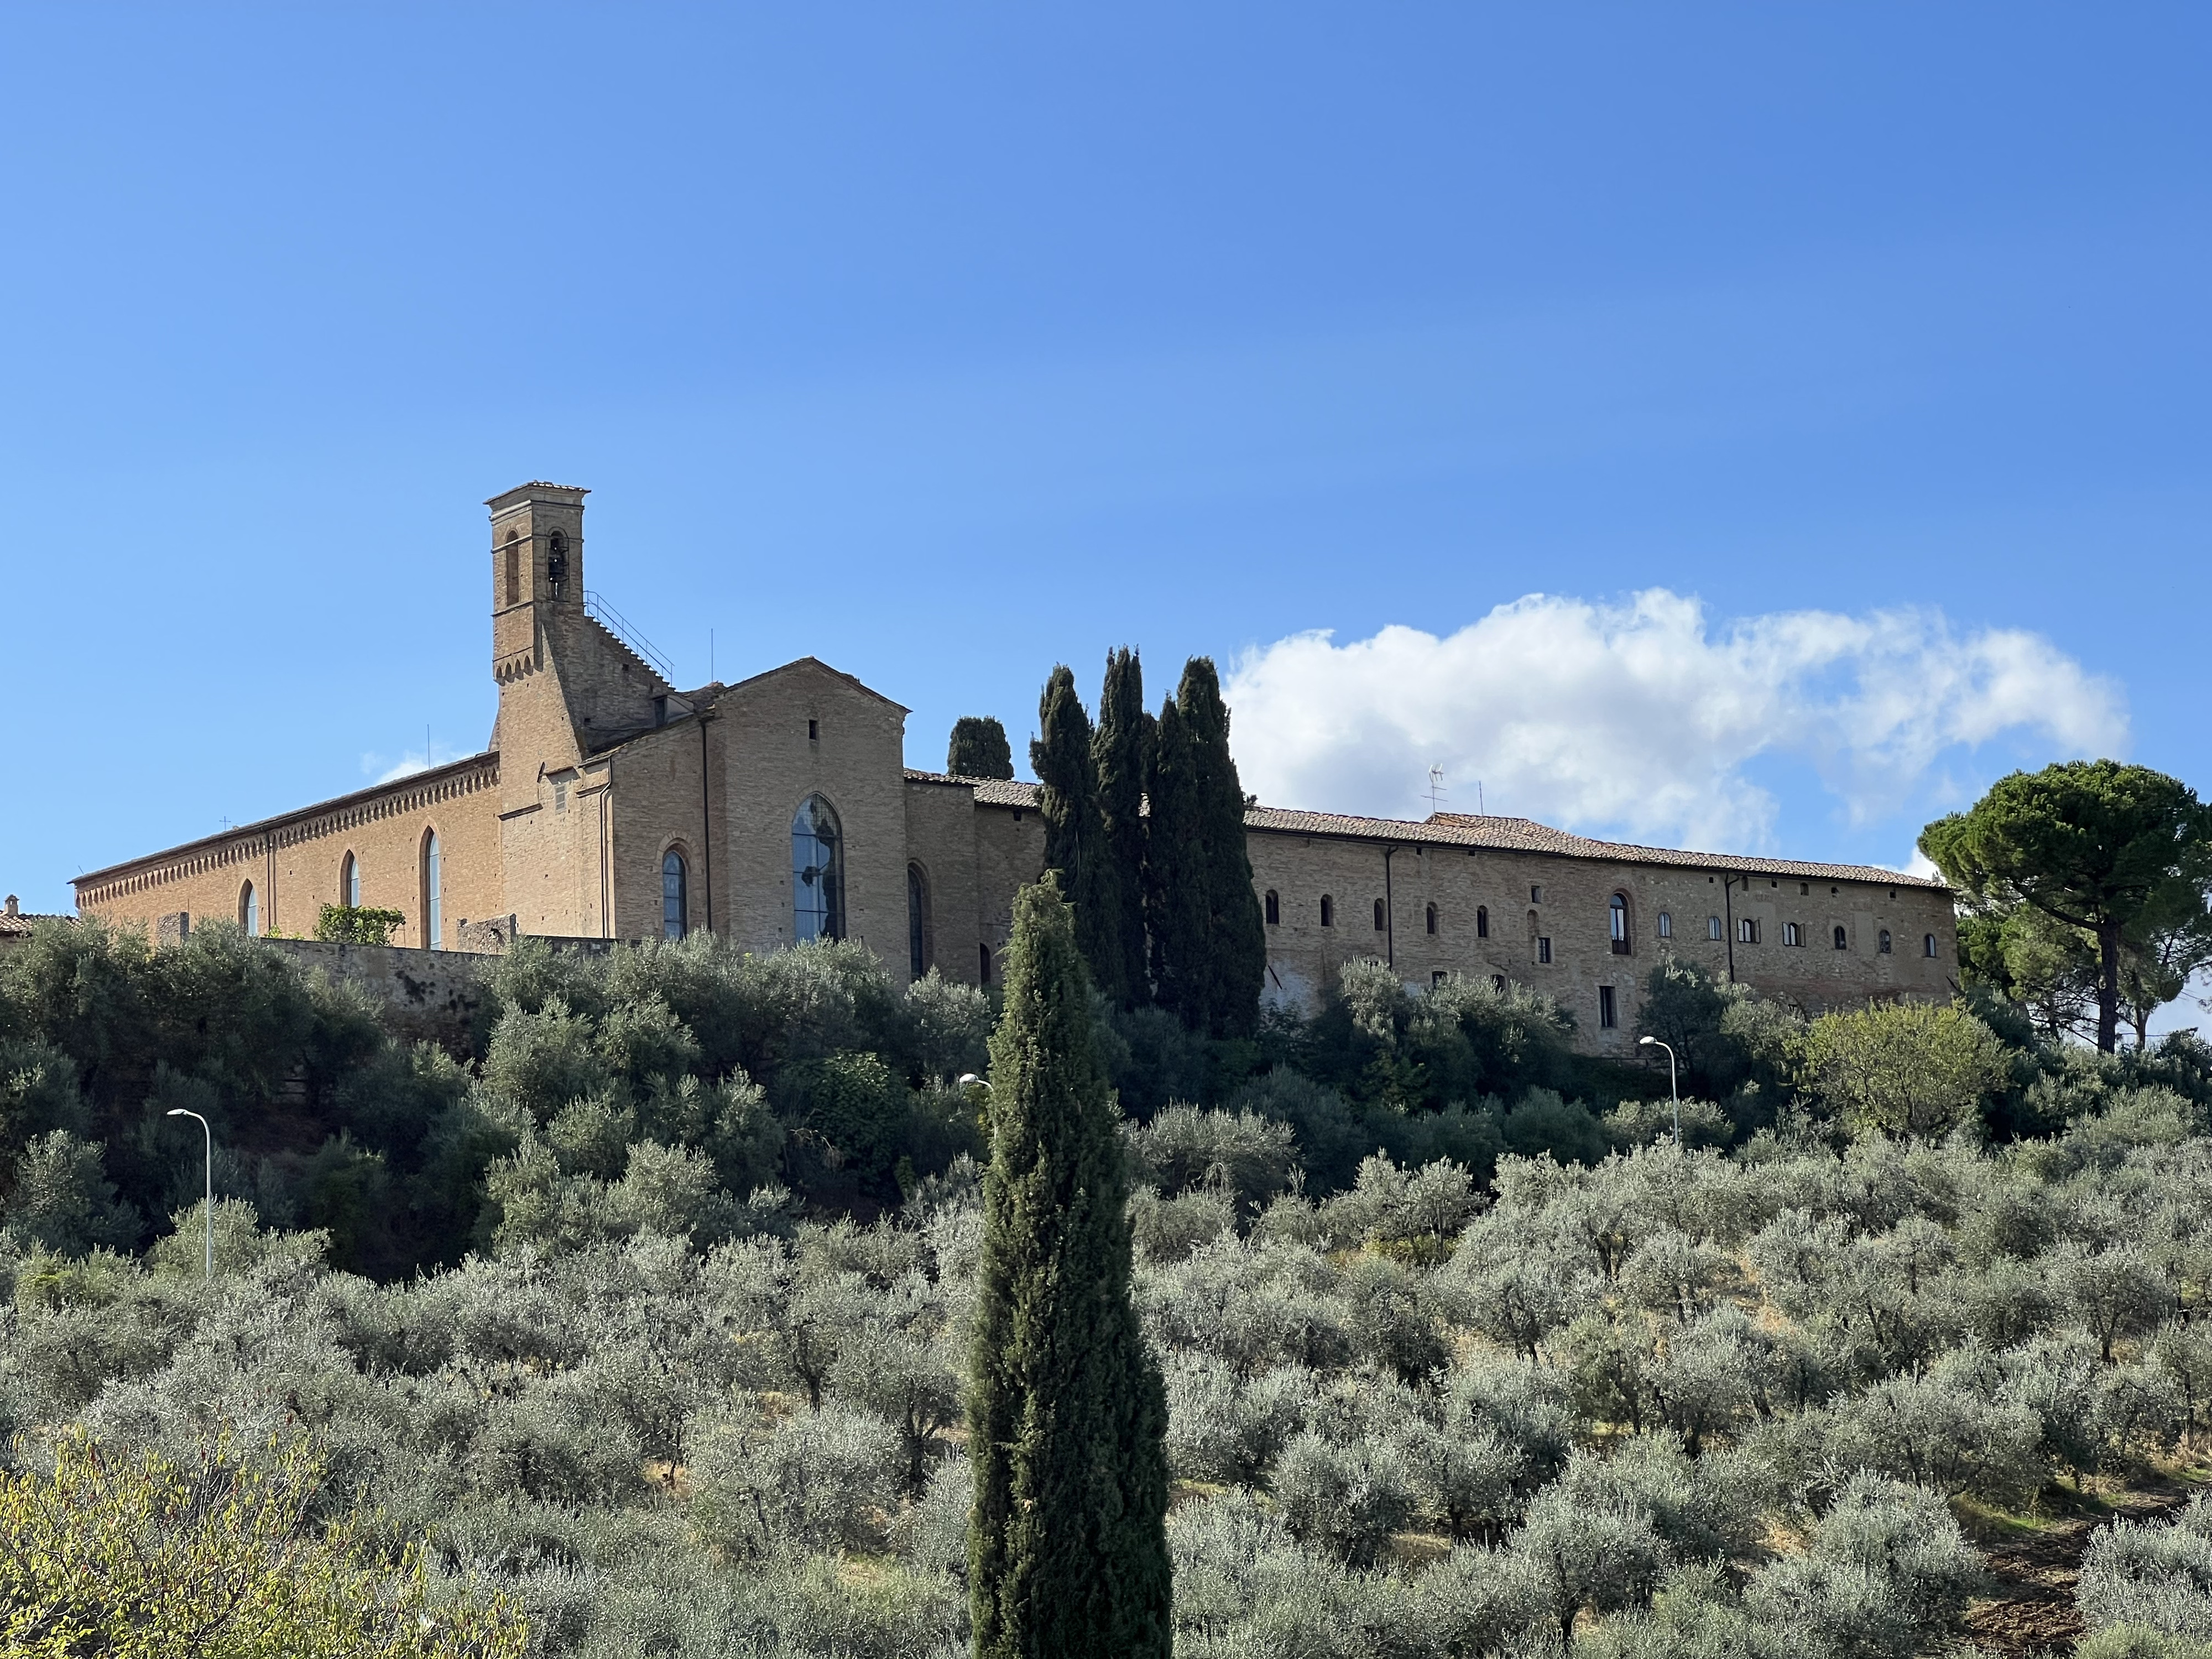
[
  {"xmin": 905, "ymin": 769, "xmax": 1040, "ymax": 809},
  {"xmin": 901, "ymin": 771, "xmax": 1940, "ymax": 889},
  {"xmin": 0, "ymin": 907, "xmax": 71, "ymax": 938},
  {"xmin": 1247, "ymin": 807, "xmax": 1946, "ymax": 889}
]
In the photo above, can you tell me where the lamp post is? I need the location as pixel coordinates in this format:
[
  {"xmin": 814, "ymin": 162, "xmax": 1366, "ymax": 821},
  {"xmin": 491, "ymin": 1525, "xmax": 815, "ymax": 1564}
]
[
  {"xmin": 165, "ymin": 1107, "xmax": 213, "ymax": 1280},
  {"xmin": 1637, "ymin": 1036, "xmax": 1680, "ymax": 1146}
]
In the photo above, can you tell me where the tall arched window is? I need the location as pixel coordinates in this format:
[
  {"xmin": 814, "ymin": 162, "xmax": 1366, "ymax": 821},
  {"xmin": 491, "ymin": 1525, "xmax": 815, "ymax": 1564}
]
[
  {"xmin": 1264, "ymin": 889, "xmax": 1280, "ymax": 926},
  {"xmin": 1657, "ymin": 910, "xmax": 1673, "ymax": 939},
  {"xmin": 421, "ymin": 831, "xmax": 442, "ymax": 950},
  {"xmin": 1373, "ymin": 898, "xmax": 1387, "ymax": 932},
  {"xmin": 1425, "ymin": 902, "xmax": 1438, "ymax": 936},
  {"xmin": 546, "ymin": 530, "xmax": 568, "ymax": 600},
  {"xmin": 1476, "ymin": 905, "xmax": 1489, "ymax": 939},
  {"xmin": 1609, "ymin": 894, "xmax": 1630, "ymax": 954},
  {"xmin": 341, "ymin": 852, "xmax": 360, "ymax": 909},
  {"xmin": 662, "ymin": 849, "xmax": 688, "ymax": 941},
  {"xmin": 792, "ymin": 796, "xmax": 844, "ymax": 942},
  {"xmin": 1833, "ymin": 925, "xmax": 1848, "ymax": 950},
  {"xmin": 1879, "ymin": 929, "xmax": 1893, "ymax": 953},
  {"xmin": 1319, "ymin": 895, "xmax": 1334, "ymax": 928},
  {"xmin": 907, "ymin": 862, "xmax": 933, "ymax": 979},
  {"xmin": 1923, "ymin": 933, "xmax": 1938, "ymax": 958},
  {"xmin": 239, "ymin": 881, "xmax": 259, "ymax": 937},
  {"xmin": 979, "ymin": 943, "xmax": 992, "ymax": 984},
  {"xmin": 1708, "ymin": 915, "xmax": 1723, "ymax": 941}
]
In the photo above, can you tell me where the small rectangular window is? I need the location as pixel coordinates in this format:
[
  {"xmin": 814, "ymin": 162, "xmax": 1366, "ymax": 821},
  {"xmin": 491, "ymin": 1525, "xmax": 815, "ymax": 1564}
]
[
  {"xmin": 1537, "ymin": 936, "xmax": 1552, "ymax": 964},
  {"xmin": 1599, "ymin": 985, "xmax": 1616, "ymax": 1029},
  {"xmin": 1491, "ymin": 974, "xmax": 1507, "ymax": 993},
  {"xmin": 554, "ymin": 779, "xmax": 568, "ymax": 814},
  {"xmin": 1432, "ymin": 970, "xmax": 1448, "ymax": 987},
  {"xmin": 1530, "ymin": 884, "xmax": 1543, "ymax": 904},
  {"xmin": 808, "ymin": 719, "xmax": 819, "ymax": 741}
]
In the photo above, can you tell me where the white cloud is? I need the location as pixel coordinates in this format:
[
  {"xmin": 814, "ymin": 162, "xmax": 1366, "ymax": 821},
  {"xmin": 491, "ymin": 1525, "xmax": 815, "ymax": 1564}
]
[
  {"xmin": 1224, "ymin": 590, "xmax": 2126, "ymax": 852},
  {"xmin": 362, "ymin": 742, "xmax": 466, "ymax": 785}
]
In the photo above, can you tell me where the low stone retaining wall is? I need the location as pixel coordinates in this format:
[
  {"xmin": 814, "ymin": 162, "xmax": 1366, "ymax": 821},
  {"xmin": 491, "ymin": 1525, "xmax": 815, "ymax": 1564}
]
[{"xmin": 261, "ymin": 939, "xmax": 491, "ymax": 1052}]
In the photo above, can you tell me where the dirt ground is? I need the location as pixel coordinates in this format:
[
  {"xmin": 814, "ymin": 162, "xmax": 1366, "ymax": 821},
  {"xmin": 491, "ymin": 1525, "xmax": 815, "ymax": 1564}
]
[{"xmin": 1962, "ymin": 1477, "xmax": 2201, "ymax": 1655}]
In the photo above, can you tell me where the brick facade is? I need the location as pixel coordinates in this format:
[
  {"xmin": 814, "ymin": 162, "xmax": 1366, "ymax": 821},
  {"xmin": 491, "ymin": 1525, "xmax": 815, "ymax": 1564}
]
[{"xmin": 74, "ymin": 481, "xmax": 1958, "ymax": 1047}]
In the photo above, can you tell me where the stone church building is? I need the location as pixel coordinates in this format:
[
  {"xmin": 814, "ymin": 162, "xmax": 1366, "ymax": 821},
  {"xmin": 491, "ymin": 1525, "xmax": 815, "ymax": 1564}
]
[{"xmin": 74, "ymin": 483, "xmax": 1958, "ymax": 1056}]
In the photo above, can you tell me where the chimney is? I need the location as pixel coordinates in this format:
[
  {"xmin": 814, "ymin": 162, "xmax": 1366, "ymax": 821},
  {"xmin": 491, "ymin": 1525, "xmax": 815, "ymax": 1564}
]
[{"xmin": 4, "ymin": 895, "xmax": 17, "ymax": 917}]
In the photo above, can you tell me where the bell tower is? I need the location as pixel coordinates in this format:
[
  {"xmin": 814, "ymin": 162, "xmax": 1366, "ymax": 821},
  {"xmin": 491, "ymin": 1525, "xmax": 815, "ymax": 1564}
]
[{"xmin": 488, "ymin": 481, "xmax": 588, "ymax": 684}]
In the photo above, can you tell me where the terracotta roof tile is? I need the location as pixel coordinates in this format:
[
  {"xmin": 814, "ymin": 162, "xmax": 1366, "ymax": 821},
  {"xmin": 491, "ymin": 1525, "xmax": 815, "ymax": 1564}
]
[{"xmin": 898, "ymin": 771, "xmax": 1940, "ymax": 889}]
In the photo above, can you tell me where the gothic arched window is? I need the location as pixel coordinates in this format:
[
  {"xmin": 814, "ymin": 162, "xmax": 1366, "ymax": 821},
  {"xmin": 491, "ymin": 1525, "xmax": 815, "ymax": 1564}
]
[
  {"xmin": 341, "ymin": 852, "xmax": 360, "ymax": 909},
  {"xmin": 1879, "ymin": 930, "xmax": 1893, "ymax": 954},
  {"xmin": 908, "ymin": 862, "xmax": 933, "ymax": 979},
  {"xmin": 1374, "ymin": 898, "xmax": 1387, "ymax": 932},
  {"xmin": 1264, "ymin": 890, "xmax": 1280, "ymax": 926},
  {"xmin": 792, "ymin": 796, "xmax": 844, "ymax": 942},
  {"xmin": 1476, "ymin": 905, "xmax": 1489, "ymax": 939},
  {"xmin": 546, "ymin": 531, "xmax": 568, "ymax": 600},
  {"xmin": 663, "ymin": 849, "xmax": 688, "ymax": 941},
  {"xmin": 1425, "ymin": 902, "xmax": 1438, "ymax": 936},
  {"xmin": 1657, "ymin": 910, "xmax": 1673, "ymax": 940},
  {"xmin": 421, "ymin": 831, "xmax": 443, "ymax": 950},
  {"xmin": 240, "ymin": 881, "xmax": 258, "ymax": 937},
  {"xmin": 1609, "ymin": 894, "xmax": 1630, "ymax": 954},
  {"xmin": 1319, "ymin": 895, "xmax": 1334, "ymax": 928},
  {"xmin": 1833, "ymin": 925, "xmax": 1848, "ymax": 950}
]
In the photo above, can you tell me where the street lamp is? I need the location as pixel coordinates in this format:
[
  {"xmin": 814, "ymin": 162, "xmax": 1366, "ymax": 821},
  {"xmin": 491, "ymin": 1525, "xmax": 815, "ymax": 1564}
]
[
  {"xmin": 1637, "ymin": 1036, "xmax": 1680, "ymax": 1146},
  {"xmin": 165, "ymin": 1107, "xmax": 213, "ymax": 1280}
]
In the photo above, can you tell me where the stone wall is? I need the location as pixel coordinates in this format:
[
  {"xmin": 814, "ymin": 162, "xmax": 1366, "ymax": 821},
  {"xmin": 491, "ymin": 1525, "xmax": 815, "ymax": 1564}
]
[
  {"xmin": 258, "ymin": 938, "xmax": 489, "ymax": 1053},
  {"xmin": 1246, "ymin": 827, "xmax": 1957, "ymax": 1056}
]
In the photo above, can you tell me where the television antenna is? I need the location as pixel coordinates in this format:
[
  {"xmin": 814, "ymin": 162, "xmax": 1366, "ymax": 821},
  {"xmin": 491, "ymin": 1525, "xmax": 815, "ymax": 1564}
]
[{"xmin": 1426, "ymin": 765, "xmax": 1447, "ymax": 816}]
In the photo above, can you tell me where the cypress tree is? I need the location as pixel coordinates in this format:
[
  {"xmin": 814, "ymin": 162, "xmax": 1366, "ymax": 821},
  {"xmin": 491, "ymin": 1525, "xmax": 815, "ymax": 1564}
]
[
  {"xmin": 1177, "ymin": 657, "xmax": 1266, "ymax": 1039},
  {"xmin": 968, "ymin": 877, "xmax": 1172, "ymax": 1659},
  {"xmin": 1093, "ymin": 648, "xmax": 1154, "ymax": 1007},
  {"xmin": 948, "ymin": 716, "xmax": 1015, "ymax": 780},
  {"xmin": 1144, "ymin": 693, "xmax": 1203, "ymax": 1026},
  {"xmin": 1030, "ymin": 667, "xmax": 1124, "ymax": 1004}
]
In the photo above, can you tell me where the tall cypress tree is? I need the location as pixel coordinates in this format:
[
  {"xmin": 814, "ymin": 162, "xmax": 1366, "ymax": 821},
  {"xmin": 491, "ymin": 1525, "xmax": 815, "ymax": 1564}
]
[
  {"xmin": 1176, "ymin": 658, "xmax": 1266, "ymax": 1039},
  {"xmin": 968, "ymin": 877, "xmax": 1172, "ymax": 1659},
  {"xmin": 948, "ymin": 716, "xmax": 1016, "ymax": 780},
  {"xmin": 1144, "ymin": 693, "xmax": 1203, "ymax": 1025},
  {"xmin": 1093, "ymin": 648, "xmax": 1153, "ymax": 1007},
  {"xmin": 1030, "ymin": 667, "xmax": 1124, "ymax": 1004}
]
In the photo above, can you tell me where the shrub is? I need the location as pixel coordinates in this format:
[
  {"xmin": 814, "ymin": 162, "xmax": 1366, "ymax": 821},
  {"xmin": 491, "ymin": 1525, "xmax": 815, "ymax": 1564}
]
[
  {"xmin": 313, "ymin": 904, "xmax": 407, "ymax": 945},
  {"xmin": 1271, "ymin": 1427, "xmax": 1418, "ymax": 1567},
  {"xmin": 2080, "ymin": 1496, "xmax": 2212, "ymax": 1640},
  {"xmin": 0, "ymin": 1432, "xmax": 522, "ymax": 1658},
  {"xmin": 1801, "ymin": 1001, "xmax": 2009, "ymax": 1140},
  {"xmin": 691, "ymin": 1400, "xmax": 902, "ymax": 1558}
]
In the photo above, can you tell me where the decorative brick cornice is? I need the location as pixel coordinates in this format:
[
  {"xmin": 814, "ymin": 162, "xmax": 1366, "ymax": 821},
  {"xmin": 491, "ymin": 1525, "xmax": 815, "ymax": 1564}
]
[{"xmin": 74, "ymin": 754, "xmax": 500, "ymax": 909}]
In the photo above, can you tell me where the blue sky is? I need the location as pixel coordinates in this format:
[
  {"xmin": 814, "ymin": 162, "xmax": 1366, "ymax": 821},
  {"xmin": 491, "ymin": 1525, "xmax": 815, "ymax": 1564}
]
[{"xmin": 2, "ymin": 7, "xmax": 2206, "ymax": 943}]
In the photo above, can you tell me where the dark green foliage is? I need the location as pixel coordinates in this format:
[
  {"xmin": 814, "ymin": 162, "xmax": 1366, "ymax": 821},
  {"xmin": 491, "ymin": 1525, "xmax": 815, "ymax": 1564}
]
[
  {"xmin": 1094, "ymin": 648, "xmax": 1155, "ymax": 1008},
  {"xmin": 1634, "ymin": 956, "xmax": 1797, "ymax": 1120},
  {"xmin": 969, "ymin": 878, "xmax": 1171, "ymax": 1658},
  {"xmin": 947, "ymin": 716, "xmax": 1016, "ymax": 781},
  {"xmin": 1031, "ymin": 665, "xmax": 1125, "ymax": 1005},
  {"xmin": 1922, "ymin": 760, "xmax": 2212, "ymax": 1052},
  {"xmin": 1146, "ymin": 661, "xmax": 1266, "ymax": 1040}
]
